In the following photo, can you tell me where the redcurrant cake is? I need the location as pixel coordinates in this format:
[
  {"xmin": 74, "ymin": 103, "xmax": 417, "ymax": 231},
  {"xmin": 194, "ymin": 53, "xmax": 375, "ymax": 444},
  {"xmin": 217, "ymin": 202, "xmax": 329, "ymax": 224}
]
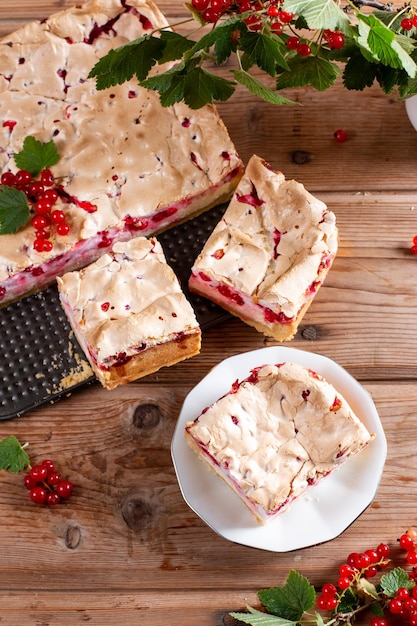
[
  {"xmin": 0, "ymin": 0, "xmax": 243, "ymax": 307},
  {"xmin": 188, "ymin": 155, "xmax": 338, "ymax": 341},
  {"xmin": 57, "ymin": 236, "xmax": 201, "ymax": 389},
  {"xmin": 185, "ymin": 362, "xmax": 374, "ymax": 524}
]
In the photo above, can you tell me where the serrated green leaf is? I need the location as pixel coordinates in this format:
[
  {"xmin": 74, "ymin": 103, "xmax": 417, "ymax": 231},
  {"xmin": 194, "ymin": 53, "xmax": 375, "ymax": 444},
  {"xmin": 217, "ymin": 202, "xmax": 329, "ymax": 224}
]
[
  {"xmin": 88, "ymin": 35, "xmax": 165, "ymax": 89},
  {"xmin": 258, "ymin": 570, "xmax": 316, "ymax": 621},
  {"xmin": 276, "ymin": 56, "xmax": 340, "ymax": 91},
  {"xmin": 357, "ymin": 577, "xmax": 379, "ymax": 600},
  {"xmin": 336, "ymin": 586, "xmax": 360, "ymax": 614},
  {"xmin": 0, "ymin": 436, "xmax": 30, "ymax": 473},
  {"xmin": 232, "ymin": 69, "xmax": 296, "ymax": 105},
  {"xmin": 230, "ymin": 606, "xmax": 294, "ymax": 626},
  {"xmin": 183, "ymin": 67, "xmax": 235, "ymax": 108},
  {"xmin": 0, "ymin": 186, "xmax": 30, "ymax": 235},
  {"xmin": 282, "ymin": 0, "xmax": 350, "ymax": 33},
  {"xmin": 239, "ymin": 30, "xmax": 289, "ymax": 76},
  {"xmin": 14, "ymin": 136, "xmax": 60, "ymax": 177},
  {"xmin": 380, "ymin": 567, "xmax": 415, "ymax": 596},
  {"xmin": 158, "ymin": 31, "xmax": 195, "ymax": 63},
  {"xmin": 343, "ymin": 51, "xmax": 377, "ymax": 90}
]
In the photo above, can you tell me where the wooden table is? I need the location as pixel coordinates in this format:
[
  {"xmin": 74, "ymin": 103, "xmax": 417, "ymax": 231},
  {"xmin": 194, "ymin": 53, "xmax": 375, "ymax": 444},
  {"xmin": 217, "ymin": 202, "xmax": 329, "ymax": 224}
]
[{"xmin": 1, "ymin": 1, "xmax": 416, "ymax": 624}]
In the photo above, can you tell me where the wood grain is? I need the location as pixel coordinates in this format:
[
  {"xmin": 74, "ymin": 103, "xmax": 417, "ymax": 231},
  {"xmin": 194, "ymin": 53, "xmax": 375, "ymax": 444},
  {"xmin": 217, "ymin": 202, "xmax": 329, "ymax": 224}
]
[{"xmin": 0, "ymin": 1, "xmax": 416, "ymax": 624}]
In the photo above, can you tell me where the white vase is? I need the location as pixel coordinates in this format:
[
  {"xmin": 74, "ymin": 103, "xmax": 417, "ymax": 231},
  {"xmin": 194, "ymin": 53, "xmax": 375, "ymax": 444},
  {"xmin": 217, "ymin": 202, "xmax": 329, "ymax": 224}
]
[{"xmin": 405, "ymin": 95, "xmax": 417, "ymax": 131}]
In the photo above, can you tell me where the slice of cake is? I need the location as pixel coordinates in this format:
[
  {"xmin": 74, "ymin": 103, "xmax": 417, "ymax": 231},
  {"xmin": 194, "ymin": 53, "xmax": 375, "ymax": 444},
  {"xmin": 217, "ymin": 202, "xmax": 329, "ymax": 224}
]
[
  {"xmin": 0, "ymin": 0, "xmax": 243, "ymax": 307},
  {"xmin": 188, "ymin": 155, "xmax": 338, "ymax": 341},
  {"xmin": 185, "ymin": 362, "xmax": 373, "ymax": 524},
  {"xmin": 57, "ymin": 236, "xmax": 201, "ymax": 389}
]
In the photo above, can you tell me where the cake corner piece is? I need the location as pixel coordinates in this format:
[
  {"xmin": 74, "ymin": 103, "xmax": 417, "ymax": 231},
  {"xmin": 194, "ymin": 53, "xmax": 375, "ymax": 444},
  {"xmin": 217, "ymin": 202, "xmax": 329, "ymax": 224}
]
[
  {"xmin": 184, "ymin": 361, "xmax": 373, "ymax": 524},
  {"xmin": 189, "ymin": 154, "xmax": 338, "ymax": 341},
  {"xmin": 57, "ymin": 236, "xmax": 201, "ymax": 390}
]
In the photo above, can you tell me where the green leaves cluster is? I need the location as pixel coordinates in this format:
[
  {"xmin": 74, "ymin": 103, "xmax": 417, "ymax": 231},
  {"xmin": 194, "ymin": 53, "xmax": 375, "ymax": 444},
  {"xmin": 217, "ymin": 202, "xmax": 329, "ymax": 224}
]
[
  {"xmin": 88, "ymin": 0, "xmax": 417, "ymax": 109},
  {"xmin": 228, "ymin": 566, "xmax": 417, "ymax": 626},
  {"xmin": 0, "ymin": 136, "xmax": 60, "ymax": 235}
]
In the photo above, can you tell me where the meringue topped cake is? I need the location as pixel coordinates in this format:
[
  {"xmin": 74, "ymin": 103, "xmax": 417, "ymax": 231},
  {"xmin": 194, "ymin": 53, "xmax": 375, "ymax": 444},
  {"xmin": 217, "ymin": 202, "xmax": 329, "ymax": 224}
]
[
  {"xmin": 189, "ymin": 155, "xmax": 338, "ymax": 341},
  {"xmin": 185, "ymin": 362, "xmax": 373, "ymax": 524},
  {"xmin": 57, "ymin": 236, "xmax": 201, "ymax": 389},
  {"xmin": 0, "ymin": 0, "xmax": 243, "ymax": 307}
]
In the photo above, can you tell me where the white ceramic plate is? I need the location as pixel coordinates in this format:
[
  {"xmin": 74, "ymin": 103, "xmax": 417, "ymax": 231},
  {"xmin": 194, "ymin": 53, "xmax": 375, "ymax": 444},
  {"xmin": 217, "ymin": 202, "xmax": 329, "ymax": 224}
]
[{"xmin": 171, "ymin": 346, "xmax": 387, "ymax": 552}]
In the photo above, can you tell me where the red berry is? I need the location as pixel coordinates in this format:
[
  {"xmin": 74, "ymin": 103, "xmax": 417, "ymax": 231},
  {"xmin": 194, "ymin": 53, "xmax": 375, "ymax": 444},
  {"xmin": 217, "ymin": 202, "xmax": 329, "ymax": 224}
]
[
  {"xmin": 354, "ymin": 552, "xmax": 371, "ymax": 569},
  {"xmin": 56, "ymin": 222, "xmax": 70, "ymax": 236},
  {"xmin": 30, "ymin": 485, "xmax": 47, "ymax": 504},
  {"xmin": 333, "ymin": 129, "xmax": 347, "ymax": 143},
  {"xmin": 267, "ymin": 5, "xmax": 279, "ymax": 17},
  {"xmin": 1, "ymin": 171, "xmax": 16, "ymax": 186},
  {"xmin": 364, "ymin": 566, "xmax": 378, "ymax": 578},
  {"xmin": 397, "ymin": 588, "xmax": 410, "ymax": 600},
  {"xmin": 370, "ymin": 618, "xmax": 387, "ymax": 626},
  {"xmin": 191, "ymin": 0, "xmax": 209, "ymax": 10},
  {"xmin": 321, "ymin": 583, "xmax": 337, "ymax": 596},
  {"xmin": 46, "ymin": 492, "xmax": 61, "ymax": 506},
  {"xmin": 286, "ymin": 36, "xmax": 300, "ymax": 50},
  {"xmin": 413, "ymin": 15, "xmax": 417, "ymax": 27},
  {"xmin": 337, "ymin": 576, "xmax": 351, "ymax": 590},
  {"xmin": 34, "ymin": 198, "xmax": 53, "ymax": 215},
  {"xmin": 399, "ymin": 533, "xmax": 416, "ymax": 551},
  {"xmin": 271, "ymin": 22, "xmax": 283, "ymax": 33},
  {"xmin": 407, "ymin": 551, "xmax": 417, "ymax": 565},
  {"xmin": 29, "ymin": 464, "xmax": 48, "ymax": 482},
  {"xmin": 339, "ymin": 563, "xmax": 356, "ymax": 578},
  {"xmin": 297, "ymin": 43, "xmax": 311, "ymax": 56},
  {"xmin": 42, "ymin": 188, "xmax": 59, "ymax": 204},
  {"xmin": 28, "ymin": 181, "xmax": 45, "ymax": 198},
  {"xmin": 33, "ymin": 238, "xmax": 53, "ymax": 252},
  {"xmin": 31, "ymin": 215, "xmax": 50, "ymax": 230},
  {"xmin": 376, "ymin": 543, "xmax": 390, "ymax": 558},
  {"xmin": 23, "ymin": 474, "xmax": 38, "ymax": 490},
  {"xmin": 202, "ymin": 7, "xmax": 220, "ymax": 22},
  {"xmin": 41, "ymin": 459, "xmax": 56, "ymax": 472},
  {"xmin": 56, "ymin": 480, "xmax": 73, "ymax": 499},
  {"xmin": 278, "ymin": 10, "xmax": 293, "ymax": 23},
  {"xmin": 46, "ymin": 471, "xmax": 61, "ymax": 486},
  {"xmin": 365, "ymin": 549, "xmax": 379, "ymax": 564},
  {"xmin": 15, "ymin": 169, "xmax": 32, "ymax": 187},
  {"xmin": 50, "ymin": 209, "xmax": 66, "ymax": 224},
  {"xmin": 317, "ymin": 594, "xmax": 337, "ymax": 611},
  {"xmin": 389, "ymin": 598, "xmax": 404, "ymax": 614},
  {"xmin": 401, "ymin": 17, "xmax": 413, "ymax": 30},
  {"xmin": 40, "ymin": 168, "xmax": 55, "ymax": 187}
]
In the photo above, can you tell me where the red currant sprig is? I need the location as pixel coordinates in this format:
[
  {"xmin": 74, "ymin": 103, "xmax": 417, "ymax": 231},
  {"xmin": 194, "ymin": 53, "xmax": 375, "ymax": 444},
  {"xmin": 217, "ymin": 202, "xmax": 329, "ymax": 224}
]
[
  {"xmin": 23, "ymin": 459, "xmax": 74, "ymax": 506},
  {"xmin": 0, "ymin": 168, "xmax": 71, "ymax": 252},
  {"xmin": 399, "ymin": 530, "xmax": 417, "ymax": 565}
]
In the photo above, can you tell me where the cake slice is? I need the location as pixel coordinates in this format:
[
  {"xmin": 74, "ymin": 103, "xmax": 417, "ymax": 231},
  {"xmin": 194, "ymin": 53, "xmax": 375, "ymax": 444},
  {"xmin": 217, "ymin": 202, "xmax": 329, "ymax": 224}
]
[
  {"xmin": 188, "ymin": 155, "xmax": 338, "ymax": 341},
  {"xmin": 185, "ymin": 362, "xmax": 373, "ymax": 524},
  {"xmin": 57, "ymin": 236, "xmax": 201, "ymax": 389},
  {"xmin": 0, "ymin": 0, "xmax": 243, "ymax": 307}
]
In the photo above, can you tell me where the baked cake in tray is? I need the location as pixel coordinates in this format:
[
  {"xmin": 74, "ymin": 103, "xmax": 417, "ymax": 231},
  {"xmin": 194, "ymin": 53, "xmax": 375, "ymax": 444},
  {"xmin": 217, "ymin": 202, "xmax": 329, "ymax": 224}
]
[
  {"xmin": 0, "ymin": 0, "xmax": 243, "ymax": 307},
  {"xmin": 57, "ymin": 236, "xmax": 201, "ymax": 389},
  {"xmin": 189, "ymin": 155, "xmax": 338, "ymax": 341},
  {"xmin": 185, "ymin": 362, "xmax": 373, "ymax": 524}
]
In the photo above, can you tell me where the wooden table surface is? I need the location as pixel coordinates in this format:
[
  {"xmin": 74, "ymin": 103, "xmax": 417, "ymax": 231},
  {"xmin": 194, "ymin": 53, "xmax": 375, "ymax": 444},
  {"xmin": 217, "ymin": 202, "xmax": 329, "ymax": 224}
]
[{"xmin": 1, "ymin": 1, "xmax": 416, "ymax": 625}]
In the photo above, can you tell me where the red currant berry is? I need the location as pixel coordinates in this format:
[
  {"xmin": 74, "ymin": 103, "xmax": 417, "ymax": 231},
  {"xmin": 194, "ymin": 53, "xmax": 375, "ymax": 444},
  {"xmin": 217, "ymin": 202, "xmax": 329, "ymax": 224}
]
[
  {"xmin": 35, "ymin": 229, "xmax": 51, "ymax": 240},
  {"xmin": 46, "ymin": 492, "xmax": 61, "ymax": 506},
  {"xmin": 28, "ymin": 181, "xmax": 45, "ymax": 198},
  {"xmin": 14, "ymin": 169, "xmax": 32, "ymax": 187},
  {"xmin": 364, "ymin": 566, "xmax": 378, "ymax": 578},
  {"xmin": 397, "ymin": 588, "xmax": 410, "ymax": 600},
  {"xmin": 202, "ymin": 7, "xmax": 220, "ymax": 22},
  {"xmin": 412, "ymin": 586, "xmax": 417, "ymax": 600},
  {"xmin": 412, "ymin": 15, "xmax": 417, "ymax": 27},
  {"xmin": 333, "ymin": 129, "xmax": 347, "ymax": 143},
  {"xmin": 23, "ymin": 474, "xmax": 38, "ymax": 490},
  {"xmin": 34, "ymin": 198, "xmax": 53, "ymax": 215},
  {"xmin": 42, "ymin": 188, "xmax": 59, "ymax": 204},
  {"xmin": 400, "ymin": 533, "xmax": 416, "ymax": 551},
  {"xmin": 407, "ymin": 551, "xmax": 417, "ymax": 565},
  {"xmin": 236, "ymin": 0, "xmax": 251, "ymax": 12},
  {"xmin": 354, "ymin": 552, "xmax": 371, "ymax": 569},
  {"xmin": 50, "ymin": 209, "xmax": 66, "ymax": 224},
  {"xmin": 326, "ymin": 31, "xmax": 345, "ymax": 50},
  {"xmin": 401, "ymin": 17, "xmax": 413, "ymax": 30},
  {"xmin": 56, "ymin": 480, "xmax": 73, "ymax": 499},
  {"xmin": 317, "ymin": 595, "xmax": 337, "ymax": 611},
  {"xmin": 31, "ymin": 214, "xmax": 50, "ymax": 230},
  {"xmin": 376, "ymin": 543, "xmax": 390, "ymax": 558},
  {"xmin": 40, "ymin": 168, "xmax": 55, "ymax": 187},
  {"xmin": 297, "ymin": 43, "xmax": 311, "ymax": 56},
  {"xmin": 365, "ymin": 549, "xmax": 379, "ymax": 564},
  {"xmin": 1, "ymin": 171, "xmax": 16, "ymax": 186},
  {"xmin": 41, "ymin": 459, "xmax": 56, "ymax": 472},
  {"xmin": 339, "ymin": 564, "xmax": 356, "ymax": 579},
  {"xmin": 30, "ymin": 485, "xmax": 47, "ymax": 504},
  {"xmin": 46, "ymin": 471, "xmax": 61, "ymax": 486},
  {"xmin": 337, "ymin": 577, "xmax": 351, "ymax": 590},
  {"xmin": 244, "ymin": 14, "xmax": 262, "ymax": 30},
  {"xmin": 33, "ymin": 238, "xmax": 53, "ymax": 252},
  {"xmin": 278, "ymin": 10, "xmax": 292, "ymax": 23},
  {"xmin": 286, "ymin": 36, "xmax": 300, "ymax": 50},
  {"xmin": 56, "ymin": 222, "xmax": 71, "ymax": 236},
  {"xmin": 321, "ymin": 583, "xmax": 337, "ymax": 596},
  {"xmin": 29, "ymin": 464, "xmax": 48, "ymax": 482},
  {"xmin": 271, "ymin": 21, "xmax": 283, "ymax": 33},
  {"xmin": 389, "ymin": 598, "xmax": 404, "ymax": 614},
  {"xmin": 267, "ymin": 5, "xmax": 279, "ymax": 17},
  {"xmin": 370, "ymin": 618, "xmax": 387, "ymax": 626}
]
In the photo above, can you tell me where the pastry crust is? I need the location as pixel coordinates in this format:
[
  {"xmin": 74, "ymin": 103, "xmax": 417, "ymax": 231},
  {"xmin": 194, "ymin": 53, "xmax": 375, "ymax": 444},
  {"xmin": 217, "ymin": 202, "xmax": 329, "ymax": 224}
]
[
  {"xmin": 0, "ymin": 0, "xmax": 243, "ymax": 306},
  {"xmin": 185, "ymin": 362, "xmax": 373, "ymax": 523},
  {"xmin": 189, "ymin": 155, "xmax": 338, "ymax": 341},
  {"xmin": 57, "ymin": 236, "xmax": 201, "ymax": 389}
]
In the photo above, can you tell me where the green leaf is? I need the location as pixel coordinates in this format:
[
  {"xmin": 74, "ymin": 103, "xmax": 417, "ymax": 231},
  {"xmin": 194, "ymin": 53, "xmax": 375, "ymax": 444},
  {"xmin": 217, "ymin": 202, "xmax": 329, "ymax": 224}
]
[
  {"xmin": 189, "ymin": 16, "xmax": 244, "ymax": 65},
  {"xmin": 158, "ymin": 31, "xmax": 195, "ymax": 63},
  {"xmin": 257, "ymin": 570, "xmax": 316, "ymax": 621},
  {"xmin": 0, "ymin": 436, "xmax": 30, "ymax": 473},
  {"xmin": 282, "ymin": 0, "xmax": 350, "ymax": 33},
  {"xmin": 276, "ymin": 56, "xmax": 340, "ymax": 91},
  {"xmin": 14, "ymin": 136, "xmax": 60, "ymax": 177},
  {"xmin": 232, "ymin": 69, "xmax": 296, "ymax": 105},
  {"xmin": 239, "ymin": 30, "xmax": 289, "ymax": 77},
  {"xmin": 88, "ymin": 35, "xmax": 165, "ymax": 89},
  {"xmin": 0, "ymin": 186, "xmax": 30, "ymax": 235},
  {"xmin": 230, "ymin": 606, "xmax": 294, "ymax": 626},
  {"xmin": 343, "ymin": 51, "xmax": 377, "ymax": 91},
  {"xmin": 357, "ymin": 577, "xmax": 380, "ymax": 600},
  {"xmin": 336, "ymin": 586, "xmax": 360, "ymax": 615},
  {"xmin": 380, "ymin": 567, "xmax": 415, "ymax": 597}
]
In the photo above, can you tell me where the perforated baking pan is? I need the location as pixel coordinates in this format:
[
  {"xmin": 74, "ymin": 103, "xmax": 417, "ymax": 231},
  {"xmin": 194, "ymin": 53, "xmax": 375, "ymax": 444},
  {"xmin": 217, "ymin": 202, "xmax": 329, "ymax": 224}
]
[{"xmin": 0, "ymin": 204, "xmax": 230, "ymax": 420}]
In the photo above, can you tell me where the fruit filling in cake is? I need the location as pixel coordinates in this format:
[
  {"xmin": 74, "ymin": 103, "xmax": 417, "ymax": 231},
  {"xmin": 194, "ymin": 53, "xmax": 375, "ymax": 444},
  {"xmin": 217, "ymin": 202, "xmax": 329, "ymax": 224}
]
[
  {"xmin": 0, "ymin": 0, "xmax": 243, "ymax": 306},
  {"xmin": 185, "ymin": 362, "xmax": 373, "ymax": 524},
  {"xmin": 57, "ymin": 236, "xmax": 201, "ymax": 389},
  {"xmin": 189, "ymin": 155, "xmax": 338, "ymax": 341}
]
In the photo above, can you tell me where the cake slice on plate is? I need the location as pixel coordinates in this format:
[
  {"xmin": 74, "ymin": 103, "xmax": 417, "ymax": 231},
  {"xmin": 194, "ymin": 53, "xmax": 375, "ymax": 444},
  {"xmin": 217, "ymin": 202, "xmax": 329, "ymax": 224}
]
[
  {"xmin": 188, "ymin": 155, "xmax": 338, "ymax": 341},
  {"xmin": 0, "ymin": 0, "xmax": 243, "ymax": 307},
  {"xmin": 185, "ymin": 362, "xmax": 373, "ymax": 524},
  {"xmin": 57, "ymin": 236, "xmax": 201, "ymax": 389}
]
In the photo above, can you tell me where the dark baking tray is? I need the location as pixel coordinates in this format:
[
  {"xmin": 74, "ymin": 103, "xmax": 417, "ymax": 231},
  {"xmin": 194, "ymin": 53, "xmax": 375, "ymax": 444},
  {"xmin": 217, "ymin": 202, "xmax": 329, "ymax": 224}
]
[{"xmin": 0, "ymin": 204, "xmax": 230, "ymax": 420}]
